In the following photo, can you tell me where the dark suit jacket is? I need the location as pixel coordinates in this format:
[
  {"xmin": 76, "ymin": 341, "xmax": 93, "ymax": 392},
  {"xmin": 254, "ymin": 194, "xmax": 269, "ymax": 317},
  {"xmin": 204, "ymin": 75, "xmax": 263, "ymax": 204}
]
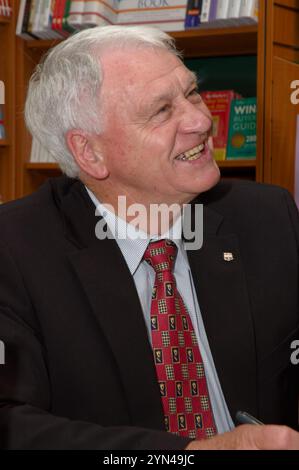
[{"xmin": 0, "ymin": 176, "xmax": 298, "ymax": 449}]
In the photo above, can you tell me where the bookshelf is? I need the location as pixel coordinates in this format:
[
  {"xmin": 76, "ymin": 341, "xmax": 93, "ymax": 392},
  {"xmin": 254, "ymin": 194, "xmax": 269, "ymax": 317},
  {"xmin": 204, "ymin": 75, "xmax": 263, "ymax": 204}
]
[
  {"xmin": 261, "ymin": 0, "xmax": 299, "ymax": 193},
  {"xmin": 6, "ymin": 0, "xmax": 298, "ymax": 201},
  {"xmin": 24, "ymin": 24, "xmax": 258, "ymax": 55},
  {"xmin": 0, "ymin": 6, "xmax": 15, "ymax": 203}
]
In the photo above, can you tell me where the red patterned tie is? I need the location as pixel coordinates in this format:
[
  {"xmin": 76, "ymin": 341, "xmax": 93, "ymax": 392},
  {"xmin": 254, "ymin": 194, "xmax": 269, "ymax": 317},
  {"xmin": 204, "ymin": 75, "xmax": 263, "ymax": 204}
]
[{"xmin": 144, "ymin": 239, "xmax": 217, "ymax": 440}]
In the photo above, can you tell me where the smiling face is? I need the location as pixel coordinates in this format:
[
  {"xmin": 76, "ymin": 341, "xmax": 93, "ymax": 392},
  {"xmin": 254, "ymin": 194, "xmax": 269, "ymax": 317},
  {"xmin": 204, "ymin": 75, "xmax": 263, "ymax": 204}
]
[{"xmin": 88, "ymin": 46, "xmax": 220, "ymax": 206}]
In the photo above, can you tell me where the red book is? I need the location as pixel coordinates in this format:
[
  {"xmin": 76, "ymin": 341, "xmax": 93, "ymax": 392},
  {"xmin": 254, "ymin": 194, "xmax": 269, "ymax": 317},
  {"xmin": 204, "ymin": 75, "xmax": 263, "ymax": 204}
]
[{"xmin": 201, "ymin": 90, "xmax": 236, "ymax": 161}]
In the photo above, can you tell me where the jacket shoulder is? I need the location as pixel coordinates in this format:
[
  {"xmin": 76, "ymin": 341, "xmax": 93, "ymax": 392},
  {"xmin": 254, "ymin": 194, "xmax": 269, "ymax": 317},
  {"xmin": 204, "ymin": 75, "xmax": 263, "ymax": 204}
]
[{"xmin": 0, "ymin": 176, "xmax": 81, "ymax": 245}]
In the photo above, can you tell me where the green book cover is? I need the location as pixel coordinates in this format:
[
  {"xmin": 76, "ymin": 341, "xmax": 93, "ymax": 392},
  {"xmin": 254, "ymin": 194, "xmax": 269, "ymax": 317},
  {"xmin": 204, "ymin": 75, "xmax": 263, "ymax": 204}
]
[{"xmin": 226, "ymin": 97, "xmax": 257, "ymax": 159}]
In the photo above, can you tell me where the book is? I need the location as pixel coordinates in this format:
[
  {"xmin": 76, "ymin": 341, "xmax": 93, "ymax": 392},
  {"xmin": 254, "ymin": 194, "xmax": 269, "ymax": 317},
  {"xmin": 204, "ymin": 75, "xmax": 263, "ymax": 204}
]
[
  {"xmin": 0, "ymin": 0, "xmax": 12, "ymax": 17},
  {"xmin": 200, "ymin": 0, "xmax": 211, "ymax": 23},
  {"xmin": 116, "ymin": 0, "xmax": 187, "ymax": 31},
  {"xmin": 216, "ymin": 0, "xmax": 230, "ymax": 19},
  {"xmin": 0, "ymin": 105, "xmax": 6, "ymax": 139},
  {"xmin": 201, "ymin": 90, "xmax": 236, "ymax": 161},
  {"xmin": 185, "ymin": 0, "xmax": 202, "ymax": 28},
  {"xmin": 226, "ymin": 97, "xmax": 257, "ymax": 159},
  {"xmin": 68, "ymin": 0, "xmax": 85, "ymax": 29},
  {"xmin": 228, "ymin": 0, "xmax": 241, "ymax": 18},
  {"xmin": 239, "ymin": 0, "xmax": 258, "ymax": 20},
  {"xmin": 208, "ymin": 0, "xmax": 217, "ymax": 21},
  {"xmin": 17, "ymin": 0, "xmax": 188, "ymax": 36}
]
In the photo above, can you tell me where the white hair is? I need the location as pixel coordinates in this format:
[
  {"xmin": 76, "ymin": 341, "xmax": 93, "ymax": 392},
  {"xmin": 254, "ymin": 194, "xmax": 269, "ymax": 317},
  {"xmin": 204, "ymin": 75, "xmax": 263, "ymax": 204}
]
[{"xmin": 25, "ymin": 25, "xmax": 180, "ymax": 177}]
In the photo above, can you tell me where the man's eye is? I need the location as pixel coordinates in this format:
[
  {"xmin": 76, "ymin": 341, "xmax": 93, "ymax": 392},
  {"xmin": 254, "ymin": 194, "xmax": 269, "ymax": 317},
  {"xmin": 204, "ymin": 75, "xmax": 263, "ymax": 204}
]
[
  {"xmin": 157, "ymin": 104, "xmax": 170, "ymax": 114},
  {"xmin": 188, "ymin": 88, "xmax": 200, "ymax": 97}
]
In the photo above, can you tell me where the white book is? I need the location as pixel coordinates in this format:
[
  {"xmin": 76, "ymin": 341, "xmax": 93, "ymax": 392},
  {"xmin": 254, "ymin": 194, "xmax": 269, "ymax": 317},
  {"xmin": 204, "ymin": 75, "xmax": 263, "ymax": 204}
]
[
  {"xmin": 27, "ymin": 0, "xmax": 37, "ymax": 33},
  {"xmin": 32, "ymin": 0, "xmax": 50, "ymax": 39},
  {"xmin": 82, "ymin": 0, "xmax": 116, "ymax": 27},
  {"xmin": 216, "ymin": 0, "xmax": 230, "ymax": 19},
  {"xmin": 16, "ymin": 0, "xmax": 27, "ymax": 34},
  {"xmin": 240, "ymin": 0, "xmax": 258, "ymax": 18},
  {"xmin": 68, "ymin": 0, "xmax": 85, "ymax": 28},
  {"xmin": 201, "ymin": 0, "xmax": 211, "ymax": 23},
  {"xmin": 228, "ymin": 0, "xmax": 240, "ymax": 18},
  {"xmin": 117, "ymin": 0, "xmax": 187, "ymax": 30}
]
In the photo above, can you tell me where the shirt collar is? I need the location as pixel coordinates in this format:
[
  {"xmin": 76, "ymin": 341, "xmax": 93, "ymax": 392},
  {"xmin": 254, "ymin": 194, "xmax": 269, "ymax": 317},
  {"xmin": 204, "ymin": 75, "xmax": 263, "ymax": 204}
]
[{"xmin": 85, "ymin": 186, "xmax": 187, "ymax": 275}]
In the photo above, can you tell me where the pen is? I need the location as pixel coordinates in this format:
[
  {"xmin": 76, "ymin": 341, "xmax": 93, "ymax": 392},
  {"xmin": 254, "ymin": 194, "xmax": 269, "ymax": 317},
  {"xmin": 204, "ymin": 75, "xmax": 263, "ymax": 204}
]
[{"xmin": 236, "ymin": 411, "xmax": 264, "ymax": 425}]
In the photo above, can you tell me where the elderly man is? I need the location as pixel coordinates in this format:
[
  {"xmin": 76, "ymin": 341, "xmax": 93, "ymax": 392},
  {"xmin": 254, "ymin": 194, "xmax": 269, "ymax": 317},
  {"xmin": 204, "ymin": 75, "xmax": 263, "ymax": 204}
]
[{"xmin": 0, "ymin": 26, "xmax": 298, "ymax": 450}]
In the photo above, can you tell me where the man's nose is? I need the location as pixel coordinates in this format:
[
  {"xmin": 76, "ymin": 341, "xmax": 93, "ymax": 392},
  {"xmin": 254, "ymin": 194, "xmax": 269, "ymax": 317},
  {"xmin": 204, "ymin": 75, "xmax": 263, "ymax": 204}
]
[{"xmin": 178, "ymin": 100, "xmax": 212, "ymax": 135}]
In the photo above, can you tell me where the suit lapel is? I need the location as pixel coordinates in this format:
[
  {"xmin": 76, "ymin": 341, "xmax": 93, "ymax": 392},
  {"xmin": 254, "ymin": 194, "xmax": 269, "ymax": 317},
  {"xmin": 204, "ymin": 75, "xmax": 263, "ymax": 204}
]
[
  {"xmin": 187, "ymin": 204, "xmax": 258, "ymax": 423},
  {"xmin": 58, "ymin": 179, "xmax": 164, "ymax": 430}
]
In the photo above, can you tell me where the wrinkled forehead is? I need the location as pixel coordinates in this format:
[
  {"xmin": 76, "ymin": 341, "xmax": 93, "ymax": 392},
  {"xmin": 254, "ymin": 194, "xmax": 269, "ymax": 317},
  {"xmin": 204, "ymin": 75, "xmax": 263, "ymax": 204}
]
[{"xmin": 99, "ymin": 46, "xmax": 196, "ymax": 107}]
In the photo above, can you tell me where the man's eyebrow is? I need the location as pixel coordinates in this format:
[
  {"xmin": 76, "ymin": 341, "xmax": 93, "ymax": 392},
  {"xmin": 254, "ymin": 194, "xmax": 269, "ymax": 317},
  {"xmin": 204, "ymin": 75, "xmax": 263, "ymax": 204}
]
[{"xmin": 187, "ymin": 71, "xmax": 199, "ymax": 89}]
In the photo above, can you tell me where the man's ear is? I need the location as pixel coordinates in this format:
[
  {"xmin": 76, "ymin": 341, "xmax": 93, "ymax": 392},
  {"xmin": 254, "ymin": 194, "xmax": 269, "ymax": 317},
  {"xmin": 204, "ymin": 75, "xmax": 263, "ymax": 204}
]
[{"xmin": 66, "ymin": 129, "xmax": 109, "ymax": 179}]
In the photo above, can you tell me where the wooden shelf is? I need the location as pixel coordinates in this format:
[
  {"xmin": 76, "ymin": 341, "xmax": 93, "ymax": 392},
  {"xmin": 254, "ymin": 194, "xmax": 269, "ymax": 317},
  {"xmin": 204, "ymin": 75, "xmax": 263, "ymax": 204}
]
[
  {"xmin": 0, "ymin": 17, "xmax": 11, "ymax": 25},
  {"xmin": 25, "ymin": 24, "xmax": 258, "ymax": 57},
  {"xmin": 25, "ymin": 160, "xmax": 256, "ymax": 171},
  {"xmin": 26, "ymin": 162, "xmax": 60, "ymax": 170},
  {"xmin": 218, "ymin": 159, "xmax": 256, "ymax": 168},
  {"xmin": 172, "ymin": 25, "xmax": 258, "ymax": 57},
  {"xmin": 0, "ymin": 139, "xmax": 9, "ymax": 147}
]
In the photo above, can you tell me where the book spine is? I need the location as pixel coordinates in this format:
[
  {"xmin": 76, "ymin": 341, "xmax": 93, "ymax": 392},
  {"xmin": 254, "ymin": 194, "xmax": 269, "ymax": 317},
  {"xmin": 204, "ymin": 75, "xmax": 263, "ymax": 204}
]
[
  {"xmin": 185, "ymin": 0, "xmax": 203, "ymax": 28},
  {"xmin": 21, "ymin": 0, "xmax": 39, "ymax": 39},
  {"xmin": 117, "ymin": 0, "xmax": 187, "ymax": 28},
  {"xmin": 208, "ymin": 0, "xmax": 218, "ymax": 20},
  {"xmin": 62, "ymin": 0, "xmax": 76, "ymax": 33},
  {"xmin": 68, "ymin": 0, "xmax": 85, "ymax": 28},
  {"xmin": 27, "ymin": 0, "xmax": 37, "ymax": 34},
  {"xmin": 16, "ymin": 0, "xmax": 27, "ymax": 35},
  {"xmin": 216, "ymin": 0, "xmax": 229, "ymax": 19},
  {"xmin": 83, "ymin": 0, "xmax": 116, "ymax": 27},
  {"xmin": 227, "ymin": 0, "xmax": 240, "ymax": 18},
  {"xmin": 240, "ymin": 0, "xmax": 256, "ymax": 17},
  {"xmin": 200, "ymin": 0, "xmax": 211, "ymax": 23}
]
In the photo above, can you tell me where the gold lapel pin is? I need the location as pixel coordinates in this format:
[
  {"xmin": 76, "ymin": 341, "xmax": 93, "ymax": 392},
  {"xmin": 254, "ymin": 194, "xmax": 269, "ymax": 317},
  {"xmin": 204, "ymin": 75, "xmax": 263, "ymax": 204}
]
[{"xmin": 223, "ymin": 252, "xmax": 234, "ymax": 262}]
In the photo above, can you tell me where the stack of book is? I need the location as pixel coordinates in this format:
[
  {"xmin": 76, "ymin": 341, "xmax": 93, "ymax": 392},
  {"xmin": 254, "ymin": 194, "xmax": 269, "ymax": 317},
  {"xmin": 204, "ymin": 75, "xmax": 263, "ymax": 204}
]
[
  {"xmin": 16, "ymin": 0, "xmax": 259, "ymax": 39},
  {"xmin": 201, "ymin": 90, "xmax": 257, "ymax": 161},
  {"xmin": 16, "ymin": 0, "xmax": 189, "ymax": 39},
  {"xmin": 0, "ymin": 0, "xmax": 12, "ymax": 17},
  {"xmin": 195, "ymin": 0, "xmax": 259, "ymax": 27}
]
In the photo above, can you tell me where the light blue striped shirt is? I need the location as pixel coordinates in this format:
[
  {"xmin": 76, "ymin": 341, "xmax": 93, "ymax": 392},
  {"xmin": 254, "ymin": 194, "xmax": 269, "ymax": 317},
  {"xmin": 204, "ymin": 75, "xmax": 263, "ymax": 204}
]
[{"xmin": 86, "ymin": 187, "xmax": 234, "ymax": 434}]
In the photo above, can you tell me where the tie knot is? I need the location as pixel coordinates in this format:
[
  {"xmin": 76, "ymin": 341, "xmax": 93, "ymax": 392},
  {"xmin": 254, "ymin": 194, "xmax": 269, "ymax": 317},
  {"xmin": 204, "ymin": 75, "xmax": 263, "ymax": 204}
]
[{"xmin": 143, "ymin": 239, "xmax": 177, "ymax": 273}]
